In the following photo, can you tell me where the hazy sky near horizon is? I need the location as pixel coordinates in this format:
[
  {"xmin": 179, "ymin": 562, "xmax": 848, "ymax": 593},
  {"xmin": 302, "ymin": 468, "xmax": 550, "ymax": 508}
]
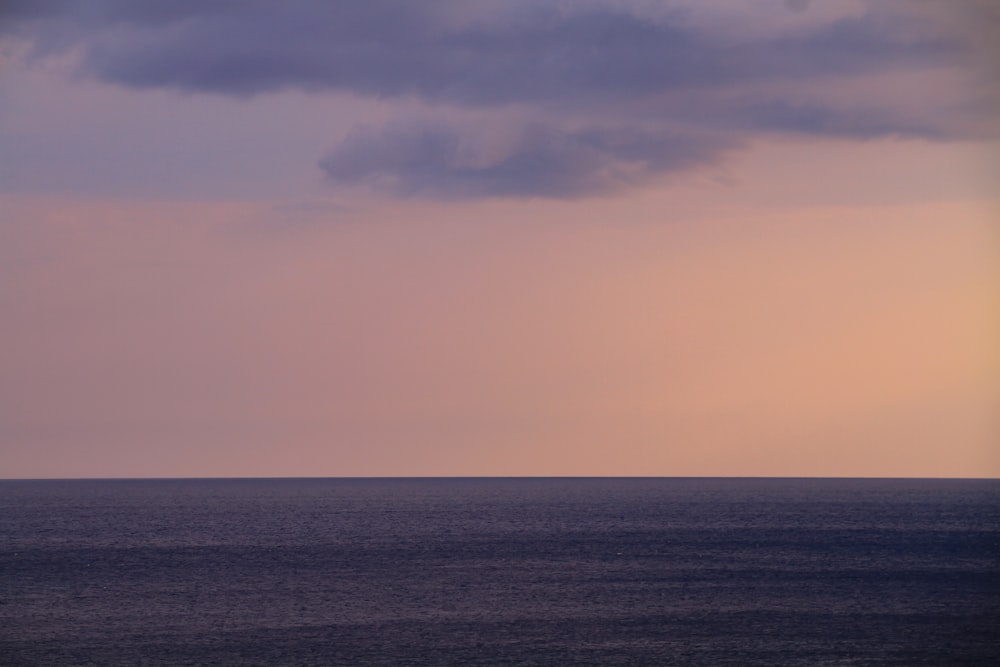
[{"xmin": 1, "ymin": 1, "xmax": 997, "ymax": 478}]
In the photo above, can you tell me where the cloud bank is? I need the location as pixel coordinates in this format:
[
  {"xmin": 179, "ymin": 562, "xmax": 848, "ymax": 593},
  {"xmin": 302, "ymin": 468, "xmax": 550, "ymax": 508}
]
[
  {"xmin": 3, "ymin": 0, "xmax": 993, "ymax": 198},
  {"xmin": 319, "ymin": 120, "xmax": 731, "ymax": 199}
]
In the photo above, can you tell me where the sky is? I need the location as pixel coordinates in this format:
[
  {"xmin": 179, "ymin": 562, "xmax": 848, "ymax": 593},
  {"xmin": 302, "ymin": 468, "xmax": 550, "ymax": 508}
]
[{"xmin": 1, "ymin": 0, "xmax": 997, "ymax": 478}]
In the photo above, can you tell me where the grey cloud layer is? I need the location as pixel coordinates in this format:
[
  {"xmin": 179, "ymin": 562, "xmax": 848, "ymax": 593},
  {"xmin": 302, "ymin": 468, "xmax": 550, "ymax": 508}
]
[
  {"xmin": 7, "ymin": 1, "xmax": 960, "ymax": 102},
  {"xmin": 4, "ymin": 0, "xmax": 987, "ymax": 199},
  {"xmin": 320, "ymin": 121, "xmax": 730, "ymax": 199}
]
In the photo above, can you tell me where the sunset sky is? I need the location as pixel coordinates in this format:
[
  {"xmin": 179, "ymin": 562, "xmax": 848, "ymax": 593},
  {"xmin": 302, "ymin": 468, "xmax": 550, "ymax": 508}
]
[{"xmin": 1, "ymin": 0, "xmax": 997, "ymax": 478}]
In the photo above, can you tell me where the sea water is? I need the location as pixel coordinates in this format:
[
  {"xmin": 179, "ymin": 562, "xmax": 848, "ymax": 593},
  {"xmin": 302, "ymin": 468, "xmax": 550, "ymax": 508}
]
[{"xmin": 1, "ymin": 478, "xmax": 998, "ymax": 665}]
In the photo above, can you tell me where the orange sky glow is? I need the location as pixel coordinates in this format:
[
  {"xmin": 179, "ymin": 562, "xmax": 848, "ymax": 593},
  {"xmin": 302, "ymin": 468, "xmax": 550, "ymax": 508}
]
[{"xmin": 1, "ymin": 2, "xmax": 997, "ymax": 478}]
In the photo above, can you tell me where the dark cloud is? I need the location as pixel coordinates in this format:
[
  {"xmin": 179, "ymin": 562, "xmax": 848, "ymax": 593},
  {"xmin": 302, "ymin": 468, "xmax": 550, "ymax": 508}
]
[
  {"xmin": 5, "ymin": 1, "xmax": 961, "ymax": 103},
  {"xmin": 319, "ymin": 121, "xmax": 730, "ymax": 199},
  {"xmin": 3, "ymin": 0, "xmax": 987, "ymax": 199}
]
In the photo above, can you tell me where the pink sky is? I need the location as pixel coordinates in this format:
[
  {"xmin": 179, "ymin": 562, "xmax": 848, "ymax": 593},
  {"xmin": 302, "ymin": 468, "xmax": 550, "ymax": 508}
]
[{"xmin": 1, "ymin": 1, "xmax": 997, "ymax": 477}]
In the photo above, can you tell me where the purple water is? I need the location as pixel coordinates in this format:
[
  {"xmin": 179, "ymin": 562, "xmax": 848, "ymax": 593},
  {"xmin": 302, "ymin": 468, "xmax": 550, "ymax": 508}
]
[{"xmin": 2, "ymin": 477, "xmax": 998, "ymax": 665}]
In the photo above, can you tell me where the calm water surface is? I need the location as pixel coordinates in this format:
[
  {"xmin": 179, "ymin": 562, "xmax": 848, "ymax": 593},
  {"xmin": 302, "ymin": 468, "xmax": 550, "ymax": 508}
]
[{"xmin": 1, "ymin": 478, "xmax": 998, "ymax": 665}]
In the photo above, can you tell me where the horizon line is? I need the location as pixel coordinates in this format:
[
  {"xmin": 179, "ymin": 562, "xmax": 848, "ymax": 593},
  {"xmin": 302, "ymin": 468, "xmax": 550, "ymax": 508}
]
[{"xmin": 3, "ymin": 475, "xmax": 998, "ymax": 482}]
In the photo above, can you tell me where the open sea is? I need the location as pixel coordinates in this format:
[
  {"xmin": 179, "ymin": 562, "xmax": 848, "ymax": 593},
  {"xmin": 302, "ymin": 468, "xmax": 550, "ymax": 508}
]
[{"xmin": 1, "ymin": 477, "xmax": 998, "ymax": 665}]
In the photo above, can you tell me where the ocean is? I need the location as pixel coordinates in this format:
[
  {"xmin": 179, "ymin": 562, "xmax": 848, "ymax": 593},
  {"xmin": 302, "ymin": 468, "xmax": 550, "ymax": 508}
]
[{"xmin": 1, "ymin": 478, "xmax": 998, "ymax": 665}]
